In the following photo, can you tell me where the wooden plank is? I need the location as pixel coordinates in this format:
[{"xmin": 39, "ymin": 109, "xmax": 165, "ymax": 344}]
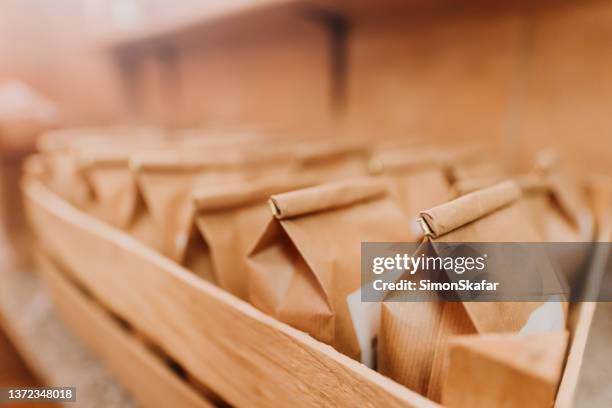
[
  {"xmin": 344, "ymin": 8, "xmax": 526, "ymax": 161},
  {"xmin": 555, "ymin": 302, "xmax": 596, "ymax": 408},
  {"xmin": 36, "ymin": 253, "xmax": 214, "ymax": 408},
  {"xmin": 23, "ymin": 179, "xmax": 437, "ymax": 408}
]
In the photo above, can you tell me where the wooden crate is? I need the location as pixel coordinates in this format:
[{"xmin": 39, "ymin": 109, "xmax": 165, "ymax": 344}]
[{"xmin": 23, "ymin": 179, "xmax": 596, "ymax": 407}]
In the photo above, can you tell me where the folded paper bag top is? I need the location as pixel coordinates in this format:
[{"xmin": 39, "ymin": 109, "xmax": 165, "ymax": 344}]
[
  {"xmin": 268, "ymin": 177, "xmax": 387, "ymax": 219},
  {"xmin": 419, "ymin": 180, "xmax": 522, "ymax": 238},
  {"xmin": 194, "ymin": 174, "xmax": 321, "ymax": 212},
  {"xmin": 248, "ymin": 178, "xmax": 414, "ymax": 361},
  {"xmin": 192, "ymin": 174, "xmax": 321, "ymax": 299},
  {"xmin": 442, "ymin": 332, "xmax": 568, "ymax": 408},
  {"xmin": 379, "ymin": 181, "xmax": 567, "ymax": 401}
]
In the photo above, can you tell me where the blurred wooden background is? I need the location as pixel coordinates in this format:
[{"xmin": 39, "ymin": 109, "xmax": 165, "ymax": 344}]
[{"xmin": 0, "ymin": 0, "xmax": 610, "ymax": 172}]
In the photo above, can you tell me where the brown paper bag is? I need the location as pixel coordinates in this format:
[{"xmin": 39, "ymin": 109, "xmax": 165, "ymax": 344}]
[
  {"xmin": 379, "ymin": 181, "xmax": 567, "ymax": 401},
  {"xmin": 586, "ymin": 174, "xmax": 612, "ymax": 240},
  {"xmin": 442, "ymin": 144, "xmax": 508, "ymax": 186},
  {"xmin": 248, "ymin": 178, "xmax": 413, "ymax": 361},
  {"xmin": 517, "ymin": 172, "xmax": 594, "ymax": 284},
  {"xmin": 452, "ymin": 174, "xmax": 506, "ymax": 196},
  {"xmin": 193, "ymin": 174, "xmax": 321, "ymax": 299},
  {"xmin": 134, "ymin": 140, "xmax": 368, "ymax": 268},
  {"xmin": 131, "ymin": 152, "xmax": 293, "ymax": 264},
  {"xmin": 79, "ymin": 153, "xmax": 163, "ymax": 251},
  {"xmin": 442, "ymin": 332, "xmax": 568, "ymax": 408},
  {"xmin": 40, "ymin": 150, "xmax": 95, "ymax": 208},
  {"xmin": 291, "ymin": 139, "xmax": 370, "ymax": 180},
  {"xmin": 369, "ymin": 148, "xmax": 453, "ymax": 238},
  {"xmin": 36, "ymin": 127, "xmax": 164, "ymax": 209}
]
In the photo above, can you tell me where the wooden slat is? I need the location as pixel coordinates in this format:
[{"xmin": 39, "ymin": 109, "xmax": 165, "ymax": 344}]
[
  {"xmin": 0, "ymin": 243, "xmax": 135, "ymax": 407},
  {"xmin": 555, "ymin": 302, "xmax": 596, "ymax": 408},
  {"xmin": 36, "ymin": 253, "xmax": 214, "ymax": 408},
  {"xmin": 23, "ymin": 179, "xmax": 437, "ymax": 408}
]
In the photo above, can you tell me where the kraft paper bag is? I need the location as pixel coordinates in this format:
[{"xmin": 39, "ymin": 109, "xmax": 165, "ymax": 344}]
[
  {"xmin": 441, "ymin": 144, "xmax": 508, "ymax": 186},
  {"xmin": 292, "ymin": 139, "xmax": 370, "ymax": 180},
  {"xmin": 193, "ymin": 174, "xmax": 320, "ymax": 299},
  {"xmin": 134, "ymin": 140, "xmax": 368, "ymax": 268},
  {"xmin": 79, "ymin": 154, "xmax": 163, "ymax": 252},
  {"xmin": 36, "ymin": 127, "xmax": 164, "ymax": 209},
  {"xmin": 518, "ymin": 172, "xmax": 593, "ymax": 242},
  {"xmin": 586, "ymin": 174, "xmax": 612, "ymax": 241},
  {"xmin": 40, "ymin": 150, "xmax": 95, "ymax": 209},
  {"xmin": 452, "ymin": 174, "xmax": 506, "ymax": 196},
  {"xmin": 369, "ymin": 148, "xmax": 453, "ymax": 238},
  {"xmin": 517, "ymin": 172, "xmax": 594, "ymax": 284},
  {"xmin": 379, "ymin": 181, "xmax": 568, "ymax": 401},
  {"xmin": 133, "ymin": 152, "xmax": 250, "ymax": 280},
  {"xmin": 132, "ymin": 145, "xmax": 307, "ymax": 262},
  {"xmin": 248, "ymin": 178, "xmax": 413, "ymax": 361},
  {"xmin": 442, "ymin": 332, "xmax": 568, "ymax": 408},
  {"xmin": 532, "ymin": 152, "xmax": 594, "ymax": 241}
]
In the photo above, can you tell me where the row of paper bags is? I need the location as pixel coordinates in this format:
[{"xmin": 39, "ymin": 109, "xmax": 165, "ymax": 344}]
[{"xmin": 26, "ymin": 126, "xmax": 598, "ymax": 407}]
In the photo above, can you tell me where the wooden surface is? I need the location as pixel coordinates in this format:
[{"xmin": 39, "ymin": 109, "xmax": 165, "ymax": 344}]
[
  {"xmin": 574, "ymin": 302, "xmax": 612, "ymax": 407},
  {"xmin": 343, "ymin": 0, "xmax": 612, "ymax": 175},
  {"xmin": 344, "ymin": 8, "xmax": 525, "ymax": 161},
  {"xmin": 555, "ymin": 303, "xmax": 597, "ymax": 408},
  {"xmin": 36, "ymin": 254, "xmax": 214, "ymax": 408},
  {"xmin": 23, "ymin": 179, "xmax": 439, "ymax": 408}
]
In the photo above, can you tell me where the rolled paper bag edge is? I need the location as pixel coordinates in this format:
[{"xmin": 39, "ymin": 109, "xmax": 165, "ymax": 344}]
[
  {"xmin": 269, "ymin": 177, "xmax": 388, "ymax": 220},
  {"xmin": 419, "ymin": 180, "xmax": 522, "ymax": 237},
  {"xmin": 193, "ymin": 174, "xmax": 322, "ymax": 213}
]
